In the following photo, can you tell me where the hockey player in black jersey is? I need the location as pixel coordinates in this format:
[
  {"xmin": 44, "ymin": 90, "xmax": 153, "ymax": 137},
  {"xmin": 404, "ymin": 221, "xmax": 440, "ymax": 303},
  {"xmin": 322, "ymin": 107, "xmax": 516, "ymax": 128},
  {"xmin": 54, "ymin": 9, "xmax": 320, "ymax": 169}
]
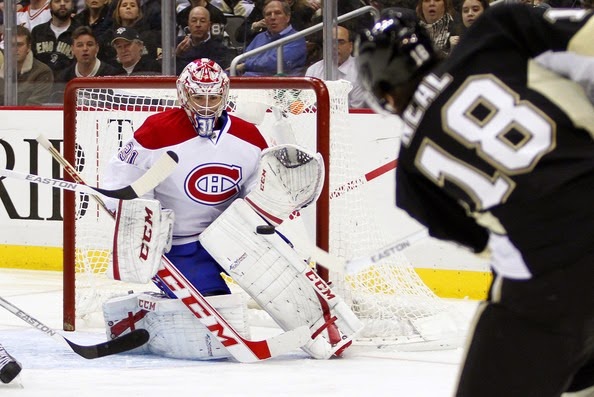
[{"xmin": 356, "ymin": 5, "xmax": 594, "ymax": 397}]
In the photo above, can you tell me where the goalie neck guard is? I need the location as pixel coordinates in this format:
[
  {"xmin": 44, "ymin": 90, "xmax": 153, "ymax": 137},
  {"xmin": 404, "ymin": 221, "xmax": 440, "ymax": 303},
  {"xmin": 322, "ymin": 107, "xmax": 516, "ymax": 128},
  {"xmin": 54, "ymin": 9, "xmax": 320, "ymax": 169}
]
[{"xmin": 177, "ymin": 58, "xmax": 230, "ymax": 138}]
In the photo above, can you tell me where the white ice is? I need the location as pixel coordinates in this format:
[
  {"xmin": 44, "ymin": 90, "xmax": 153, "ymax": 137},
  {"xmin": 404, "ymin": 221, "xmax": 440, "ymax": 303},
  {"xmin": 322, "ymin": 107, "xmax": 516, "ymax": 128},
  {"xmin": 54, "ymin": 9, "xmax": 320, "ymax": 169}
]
[{"xmin": 0, "ymin": 268, "xmax": 479, "ymax": 397}]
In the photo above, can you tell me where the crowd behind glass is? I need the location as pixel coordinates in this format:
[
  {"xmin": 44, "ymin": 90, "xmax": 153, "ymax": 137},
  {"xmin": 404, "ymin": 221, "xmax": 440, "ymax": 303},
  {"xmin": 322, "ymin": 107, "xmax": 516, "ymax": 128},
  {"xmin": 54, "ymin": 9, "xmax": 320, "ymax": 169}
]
[{"xmin": 0, "ymin": 0, "xmax": 590, "ymax": 106}]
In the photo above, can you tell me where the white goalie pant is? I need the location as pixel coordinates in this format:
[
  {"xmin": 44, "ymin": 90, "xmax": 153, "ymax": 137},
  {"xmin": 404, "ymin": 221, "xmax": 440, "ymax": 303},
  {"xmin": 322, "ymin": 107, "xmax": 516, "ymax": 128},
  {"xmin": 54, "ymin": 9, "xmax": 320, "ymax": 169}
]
[
  {"xmin": 199, "ymin": 199, "xmax": 364, "ymax": 359},
  {"xmin": 103, "ymin": 292, "xmax": 250, "ymax": 360}
]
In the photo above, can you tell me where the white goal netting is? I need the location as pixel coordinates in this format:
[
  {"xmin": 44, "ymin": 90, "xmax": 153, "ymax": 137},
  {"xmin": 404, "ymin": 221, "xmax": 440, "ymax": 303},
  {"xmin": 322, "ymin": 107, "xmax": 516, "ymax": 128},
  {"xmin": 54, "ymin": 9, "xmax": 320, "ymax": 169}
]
[{"xmin": 63, "ymin": 77, "xmax": 466, "ymax": 350}]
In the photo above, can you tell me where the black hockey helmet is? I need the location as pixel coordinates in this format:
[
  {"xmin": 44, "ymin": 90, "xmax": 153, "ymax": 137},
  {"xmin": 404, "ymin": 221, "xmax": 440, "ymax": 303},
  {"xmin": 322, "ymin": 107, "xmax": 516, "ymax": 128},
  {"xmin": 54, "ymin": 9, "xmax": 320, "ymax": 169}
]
[{"xmin": 355, "ymin": 9, "xmax": 436, "ymax": 114}]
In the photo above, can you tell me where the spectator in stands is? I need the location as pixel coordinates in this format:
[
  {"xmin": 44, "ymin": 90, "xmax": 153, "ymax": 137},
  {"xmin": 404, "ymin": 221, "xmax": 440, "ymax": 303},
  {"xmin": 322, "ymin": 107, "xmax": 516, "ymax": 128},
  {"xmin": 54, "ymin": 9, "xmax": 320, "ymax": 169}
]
[
  {"xmin": 416, "ymin": 0, "xmax": 459, "ymax": 56},
  {"xmin": 235, "ymin": 0, "xmax": 265, "ymax": 46},
  {"xmin": 305, "ymin": 25, "xmax": 366, "ymax": 108},
  {"xmin": 236, "ymin": 0, "xmax": 306, "ymax": 76},
  {"xmin": 306, "ymin": 0, "xmax": 375, "ymax": 65},
  {"xmin": 72, "ymin": 0, "xmax": 113, "ymax": 46},
  {"xmin": 17, "ymin": 0, "xmax": 51, "ymax": 31},
  {"xmin": 285, "ymin": 0, "xmax": 314, "ymax": 31},
  {"xmin": 238, "ymin": 0, "xmax": 313, "ymax": 46},
  {"xmin": 51, "ymin": 25, "xmax": 120, "ymax": 103},
  {"xmin": 56, "ymin": 26, "xmax": 119, "ymax": 82},
  {"xmin": 177, "ymin": 0, "xmax": 227, "ymax": 40},
  {"xmin": 449, "ymin": 0, "xmax": 488, "ymax": 47},
  {"xmin": 310, "ymin": 0, "xmax": 375, "ymax": 36},
  {"xmin": 0, "ymin": 25, "xmax": 53, "ymax": 105},
  {"xmin": 460, "ymin": 0, "xmax": 488, "ymax": 27},
  {"xmin": 111, "ymin": 26, "xmax": 160, "ymax": 74},
  {"xmin": 176, "ymin": 6, "xmax": 232, "ymax": 74},
  {"xmin": 31, "ymin": 0, "xmax": 79, "ymax": 79},
  {"xmin": 137, "ymin": 0, "xmax": 162, "ymax": 31},
  {"xmin": 102, "ymin": 0, "xmax": 161, "ymax": 67}
]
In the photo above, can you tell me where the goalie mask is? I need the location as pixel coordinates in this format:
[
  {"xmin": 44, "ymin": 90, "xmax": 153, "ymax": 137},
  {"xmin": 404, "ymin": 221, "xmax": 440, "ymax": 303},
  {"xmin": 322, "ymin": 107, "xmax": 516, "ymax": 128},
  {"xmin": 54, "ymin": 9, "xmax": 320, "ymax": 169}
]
[
  {"xmin": 355, "ymin": 10, "xmax": 436, "ymax": 115},
  {"xmin": 177, "ymin": 58, "xmax": 230, "ymax": 137}
]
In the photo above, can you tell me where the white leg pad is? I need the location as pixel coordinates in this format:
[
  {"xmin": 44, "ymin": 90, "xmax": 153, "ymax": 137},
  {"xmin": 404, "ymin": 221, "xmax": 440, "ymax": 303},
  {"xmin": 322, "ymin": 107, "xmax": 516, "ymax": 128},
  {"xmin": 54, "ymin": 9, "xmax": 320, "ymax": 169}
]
[
  {"xmin": 103, "ymin": 292, "xmax": 250, "ymax": 360},
  {"xmin": 199, "ymin": 199, "xmax": 363, "ymax": 359}
]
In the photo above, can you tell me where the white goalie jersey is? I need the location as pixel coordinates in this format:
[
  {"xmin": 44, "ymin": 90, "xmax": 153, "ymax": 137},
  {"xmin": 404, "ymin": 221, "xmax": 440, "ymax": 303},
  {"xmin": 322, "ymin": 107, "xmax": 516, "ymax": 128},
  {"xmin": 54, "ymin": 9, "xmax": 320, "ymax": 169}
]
[
  {"xmin": 102, "ymin": 108, "xmax": 269, "ymax": 245},
  {"xmin": 103, "ymin": 144, "xmax": 362, "ymax": 360}
]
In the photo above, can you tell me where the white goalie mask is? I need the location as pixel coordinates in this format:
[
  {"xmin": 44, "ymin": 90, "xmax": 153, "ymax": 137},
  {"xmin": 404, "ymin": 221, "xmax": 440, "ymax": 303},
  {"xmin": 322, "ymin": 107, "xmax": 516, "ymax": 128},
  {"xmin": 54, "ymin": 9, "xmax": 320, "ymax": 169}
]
[{"xmin": 177, "ymin": 58, "xmax": 230, "ymax": 137}]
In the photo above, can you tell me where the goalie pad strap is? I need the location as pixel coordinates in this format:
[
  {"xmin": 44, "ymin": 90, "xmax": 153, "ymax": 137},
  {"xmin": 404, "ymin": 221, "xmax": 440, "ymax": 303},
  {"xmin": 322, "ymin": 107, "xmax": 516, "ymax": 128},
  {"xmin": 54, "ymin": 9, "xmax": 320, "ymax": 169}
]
[{"xmin": 311, "ymin": 315, "xmax": 338, "ymax": 340}]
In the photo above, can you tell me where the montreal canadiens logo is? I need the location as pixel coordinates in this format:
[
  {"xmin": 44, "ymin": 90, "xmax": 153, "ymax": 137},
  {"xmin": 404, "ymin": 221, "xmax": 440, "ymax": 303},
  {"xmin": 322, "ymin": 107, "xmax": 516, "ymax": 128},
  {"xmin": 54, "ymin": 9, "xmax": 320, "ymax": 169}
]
[{"xmin": 185, "ymin": 163, "xmax": 242, "ymax": 205}]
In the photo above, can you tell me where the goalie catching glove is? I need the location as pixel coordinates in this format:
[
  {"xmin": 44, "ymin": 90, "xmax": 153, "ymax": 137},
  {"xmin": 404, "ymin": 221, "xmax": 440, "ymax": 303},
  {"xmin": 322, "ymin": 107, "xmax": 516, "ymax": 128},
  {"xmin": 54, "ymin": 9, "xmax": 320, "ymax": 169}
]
[
  {"xmin": 245, "ymin": 144, "xmax": 324, "ymax": 226},
  {"xmin": 109, "ymin": 199, "xmax": 174, "ymax": 284}
]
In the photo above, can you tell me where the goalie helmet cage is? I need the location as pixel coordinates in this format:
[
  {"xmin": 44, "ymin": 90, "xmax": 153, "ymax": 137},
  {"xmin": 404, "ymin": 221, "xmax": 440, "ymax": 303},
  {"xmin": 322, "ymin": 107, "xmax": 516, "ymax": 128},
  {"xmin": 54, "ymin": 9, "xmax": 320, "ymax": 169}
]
[{"xmin": 62, "ymin": 76, "xmax": 466, "ymax": 350}]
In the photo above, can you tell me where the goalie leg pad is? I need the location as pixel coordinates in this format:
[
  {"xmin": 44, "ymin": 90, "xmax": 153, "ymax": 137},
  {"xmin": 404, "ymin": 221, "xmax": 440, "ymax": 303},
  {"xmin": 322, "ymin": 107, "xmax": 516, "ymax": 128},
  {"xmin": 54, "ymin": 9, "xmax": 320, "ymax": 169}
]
[
  {"xmin": 199, "ymin": 199, "xmax": 363, "ymax": 359},
  {"xmin": 103, "ymin": 292, "xmax": 250, "ymax": 360}
]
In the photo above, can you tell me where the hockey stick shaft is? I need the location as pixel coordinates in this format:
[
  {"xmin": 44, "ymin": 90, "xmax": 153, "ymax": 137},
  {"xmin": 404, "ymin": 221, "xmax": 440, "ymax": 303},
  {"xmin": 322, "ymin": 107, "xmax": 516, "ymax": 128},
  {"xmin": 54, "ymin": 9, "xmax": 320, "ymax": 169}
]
[
  {"xmin": 0, "ymin": 165, "xmax": 167, "ymax": 200},
  {"xmin": 296, "ymin": 229, "xmax": 429, "ymax": 274},
  {"xmin": 329, "ymin": 159, "xmax": 397, "ymax": 199},
  {"xmin": 0, "ymin": 296, "xmax": 149, "ymax": 359},
  {"xmin": 35, "ymin": 135, "xmax": 178, "ymax": 200},
  {"xmin": 42, "ymin": 135, "xmax": 310, "ymax": 363}
]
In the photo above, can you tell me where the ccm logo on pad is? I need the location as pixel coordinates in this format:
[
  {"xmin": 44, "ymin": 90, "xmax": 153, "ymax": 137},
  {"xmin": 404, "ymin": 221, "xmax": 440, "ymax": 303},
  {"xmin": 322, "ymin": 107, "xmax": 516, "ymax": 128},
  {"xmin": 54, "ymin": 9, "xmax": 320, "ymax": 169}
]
[{"xmin": 139, "ymin": 206, "xmax": 153, "ymax": 260}]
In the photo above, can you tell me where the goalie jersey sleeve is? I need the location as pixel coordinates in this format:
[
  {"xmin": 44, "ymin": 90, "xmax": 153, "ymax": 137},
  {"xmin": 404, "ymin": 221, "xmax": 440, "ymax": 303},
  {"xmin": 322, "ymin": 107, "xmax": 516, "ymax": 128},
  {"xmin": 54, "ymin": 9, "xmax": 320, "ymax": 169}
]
[
  {"xmin": 396, "ymin": 6, "xmax": 594, "ymax": 278},
  {"xmin": 103, "ymin": 108, "xmax": 268, "ymax": 245}
]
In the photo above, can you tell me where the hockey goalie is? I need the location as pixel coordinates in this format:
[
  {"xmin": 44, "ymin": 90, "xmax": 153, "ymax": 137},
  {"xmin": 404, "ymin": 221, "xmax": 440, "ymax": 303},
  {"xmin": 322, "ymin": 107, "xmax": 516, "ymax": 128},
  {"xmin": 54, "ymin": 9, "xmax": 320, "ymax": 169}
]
[
  {"xmin": 104, "ymin": 144, "xmax": 362, "ymax": 360},
  {"xmin": 101, "ymin": 59, "xmax": 362, "ymax": 361}
]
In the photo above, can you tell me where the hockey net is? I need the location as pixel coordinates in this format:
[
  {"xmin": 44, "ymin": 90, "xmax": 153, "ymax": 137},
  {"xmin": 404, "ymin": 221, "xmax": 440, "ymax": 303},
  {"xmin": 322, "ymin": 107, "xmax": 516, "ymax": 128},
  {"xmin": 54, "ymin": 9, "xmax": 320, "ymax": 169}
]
[{"xmin": 62, "ymin": 76, "xmax": 465, "ymax": 349}]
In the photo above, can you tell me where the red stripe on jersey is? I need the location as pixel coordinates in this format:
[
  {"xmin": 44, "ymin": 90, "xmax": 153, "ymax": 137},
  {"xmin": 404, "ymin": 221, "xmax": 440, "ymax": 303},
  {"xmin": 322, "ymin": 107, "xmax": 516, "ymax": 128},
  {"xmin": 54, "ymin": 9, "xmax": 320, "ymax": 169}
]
[
  {"xmin": 134, "ymin": 109, "xmax": 268, "ymax": 151},
  {"xmin": 134, "ymin": 108, "xmax": 197, "ymax": 149},
  {"xmin": 227, "ymin": 114, "xmax": 269, "ymax": 151}
]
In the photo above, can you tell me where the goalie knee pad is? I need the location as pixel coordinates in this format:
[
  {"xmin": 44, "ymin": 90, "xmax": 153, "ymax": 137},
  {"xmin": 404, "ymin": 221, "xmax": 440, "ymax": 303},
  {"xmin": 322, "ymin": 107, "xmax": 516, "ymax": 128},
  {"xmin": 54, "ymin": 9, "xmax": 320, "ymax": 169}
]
[
  {"xmin": 199, "ymin": 199, "xmax": 363, "ymax": 359},
  {"xmin": 103, "ymin": 292, "xmax": 250, "ymax": 360}
]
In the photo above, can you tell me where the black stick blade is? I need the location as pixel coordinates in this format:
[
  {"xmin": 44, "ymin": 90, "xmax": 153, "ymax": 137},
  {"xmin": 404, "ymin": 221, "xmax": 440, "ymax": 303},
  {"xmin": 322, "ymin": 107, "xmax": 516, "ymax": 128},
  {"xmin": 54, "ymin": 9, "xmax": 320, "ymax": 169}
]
[{"xmin": 64, "ymin": 329, "xmax": 150, "ymax": 359}]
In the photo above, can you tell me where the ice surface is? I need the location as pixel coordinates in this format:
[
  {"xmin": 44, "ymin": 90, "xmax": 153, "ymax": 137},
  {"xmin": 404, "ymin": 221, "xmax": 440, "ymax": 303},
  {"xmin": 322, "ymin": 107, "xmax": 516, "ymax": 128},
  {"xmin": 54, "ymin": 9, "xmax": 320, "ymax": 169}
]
[{"xmin": 0, "ymin": 269, "xmax": 478, "ymax": 397}]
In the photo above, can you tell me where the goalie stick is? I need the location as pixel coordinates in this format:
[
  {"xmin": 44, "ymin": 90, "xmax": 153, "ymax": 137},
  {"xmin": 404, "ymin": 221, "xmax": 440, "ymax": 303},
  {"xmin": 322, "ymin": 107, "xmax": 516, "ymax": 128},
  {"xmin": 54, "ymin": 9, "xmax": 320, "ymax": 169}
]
[
  {"xmin": 0, "ymin": 296, "xmax": 149, "ymax": 359},
  {"xmin": 294, "ymin": 228, "xmax": 430, "ymax": 274},
  {"xmin": 330, "ymin": 159, "xmax": 397, "ymax": 200},
  {"xmin": 0, "ymin": 159, "xmax": 175, "ymax": 200},
  {"xmin": 34, "ymin": 135, "xmax": 179, "ymax": 200},
  {"xmin": 41, "ymin": 136, "xmax": 311, "ymax": 363}
]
